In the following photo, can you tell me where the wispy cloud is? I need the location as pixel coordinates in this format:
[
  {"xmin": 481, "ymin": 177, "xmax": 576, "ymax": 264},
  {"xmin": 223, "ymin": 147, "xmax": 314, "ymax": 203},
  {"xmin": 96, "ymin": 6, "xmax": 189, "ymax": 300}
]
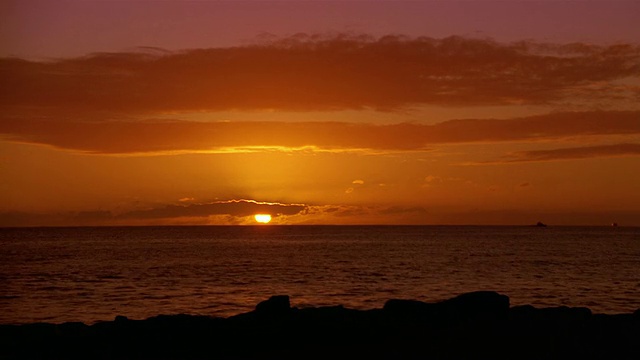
[
  {"xmin": 0, "ymin": 201, "xmax": 434, "ymax": 226},
  {"xmin": 120, "ymin": 199, "xmax": 307, "ymax": 219},
  {"xmin": 4, "ymin": 199, "xmax": 637, "ymax": 227},
  {"xmin": 1, "ymin": 35, "xmax": 638, "ymax": 114},
  {"xmin": 1, "ymin": 111, "xmax": 639, "ymax": 154},
  {"xmin": 0, "ymin": 200, "xmax": 308, "ymax": 227},
  {"xmin": 481, "ymin": 143, "xmax": 640, "ymax": 164}
]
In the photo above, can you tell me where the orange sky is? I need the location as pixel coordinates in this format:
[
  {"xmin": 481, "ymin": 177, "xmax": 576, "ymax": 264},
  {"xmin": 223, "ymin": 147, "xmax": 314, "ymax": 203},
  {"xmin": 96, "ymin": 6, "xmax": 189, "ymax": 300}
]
[{"xmin": 1, "ymin": 1, "xmax": 639, "ymax": 226}]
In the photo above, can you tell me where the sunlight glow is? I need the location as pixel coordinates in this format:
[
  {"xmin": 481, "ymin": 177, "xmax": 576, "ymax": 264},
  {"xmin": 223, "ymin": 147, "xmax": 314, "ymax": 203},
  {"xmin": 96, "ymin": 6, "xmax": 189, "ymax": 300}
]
[{"xmin": 254, "ymin": 214, "xmax": 272, "ymax": 224}]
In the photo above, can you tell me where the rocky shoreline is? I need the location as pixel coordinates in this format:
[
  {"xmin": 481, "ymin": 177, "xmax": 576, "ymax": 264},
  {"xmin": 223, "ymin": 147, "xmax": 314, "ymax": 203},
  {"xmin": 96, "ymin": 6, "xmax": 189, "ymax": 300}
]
[{"xmin": 1, "ymin": 291, "xmax": 638, "ymax": 359}]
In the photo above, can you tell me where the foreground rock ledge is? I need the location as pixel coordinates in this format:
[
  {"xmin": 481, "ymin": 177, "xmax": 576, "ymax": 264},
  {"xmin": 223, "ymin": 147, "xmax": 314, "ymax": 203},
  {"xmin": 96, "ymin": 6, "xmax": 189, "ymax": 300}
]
[{"xmin": 1, "ymin": 291, "xmax": 638, "ymax": 359}]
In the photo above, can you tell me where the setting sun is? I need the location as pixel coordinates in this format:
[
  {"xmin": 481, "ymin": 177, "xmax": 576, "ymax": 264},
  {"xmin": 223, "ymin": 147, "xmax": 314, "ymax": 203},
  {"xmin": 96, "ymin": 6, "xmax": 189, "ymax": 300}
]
[{"xmin": 254, "ymin": 214, "xmax": 272, "ymax": 224}]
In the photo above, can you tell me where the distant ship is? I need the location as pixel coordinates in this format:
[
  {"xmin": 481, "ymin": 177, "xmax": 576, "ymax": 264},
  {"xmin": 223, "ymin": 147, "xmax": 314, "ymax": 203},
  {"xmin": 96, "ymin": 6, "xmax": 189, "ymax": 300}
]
[
  {"xmin": 535, "ymin": 221, "xmax": 547, "ymax": 227},
  {"xmin": 611, "ymin": 222, "xmax": 618, "ymax": 227}
]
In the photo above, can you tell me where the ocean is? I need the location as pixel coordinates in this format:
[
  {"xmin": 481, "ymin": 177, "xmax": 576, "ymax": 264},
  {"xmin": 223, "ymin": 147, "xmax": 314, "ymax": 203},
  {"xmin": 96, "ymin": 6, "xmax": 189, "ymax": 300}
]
[{"xmin": 1, "ymin": 225, "xmax": 638, "ymax": 324}]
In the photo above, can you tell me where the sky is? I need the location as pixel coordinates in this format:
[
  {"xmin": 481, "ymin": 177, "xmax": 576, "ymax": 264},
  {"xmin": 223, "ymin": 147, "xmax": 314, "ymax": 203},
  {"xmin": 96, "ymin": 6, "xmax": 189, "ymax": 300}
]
[{"xmin": 1, "ymin": 0, "xmax": 639, "ymax": 226}]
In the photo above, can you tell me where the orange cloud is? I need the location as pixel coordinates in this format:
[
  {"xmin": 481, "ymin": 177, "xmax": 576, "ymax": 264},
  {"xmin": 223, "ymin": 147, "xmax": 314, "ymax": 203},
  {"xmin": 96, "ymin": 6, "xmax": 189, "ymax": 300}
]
[
  {"xmin": 0, "ymin": 202, "xmax": 430, "ymax": 227},
  {"xmin": 1, "ymin": 111, "xmax": 639, "ymax": 154},
  {"xmin": 1, "ymin": 35, "xmax": 638, "ymax": 114},
  {"xmin": 119, "ymin": 200, "xmax": 307, "ymax": 219},
  {"xmin": 4, "ymin": 200, "xmax": 639, "ymax": 227},
  {"xmin": 0, "ymin": 200, "xmax": 307, "ymax": 227},
  {"xmin": 498, "ymin": 143, "xmax": 640, "ymax": 163}
]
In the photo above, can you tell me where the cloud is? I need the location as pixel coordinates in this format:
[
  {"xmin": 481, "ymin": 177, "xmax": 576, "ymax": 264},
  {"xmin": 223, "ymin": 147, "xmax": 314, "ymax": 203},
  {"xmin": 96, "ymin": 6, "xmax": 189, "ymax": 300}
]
[
  {"xmin": 304, "ymin": 205, "xmax": 370, "ymax": 219},
  {"xmin": 378, "ymin": 206, "xmax": 428, "ymax": 215},
  {"xmin": 0, "ymin": 202, "xmax": 417, "ymax": 226},
  {"xmin": 119, "ymin": 199, "xmax": 307, "ymax": 219},
  {"xmin": 486, "ymin": 143, "xmax": 640, "ymax": 164},
  {"xmin": 422, "ymin": 175, "xmax": 443, "ymax": 188},
  {"xmin": 1, "ymin": 35, "xmax": 638, "ymax": 114},
  {"xmin": 4, "ymin": 201, "xmax": 638, "ymax": 226},
  {"xmin": 424, "ymin": 175, "xmax": 442, "ymax": 183},
  {"xmin": 0, "ymin": 199, "xmax": 308, "ymax": 226},
  {"xmin": 2, "ymin": 34, "xmax": 639, "ymax": 155},
  {"xmin": 1, "ymin": 111, "xmax": 639, "ymax": 154},
  {"xmin": 297, "ymin": 204, "xmax": 429, "ymax": 222}
]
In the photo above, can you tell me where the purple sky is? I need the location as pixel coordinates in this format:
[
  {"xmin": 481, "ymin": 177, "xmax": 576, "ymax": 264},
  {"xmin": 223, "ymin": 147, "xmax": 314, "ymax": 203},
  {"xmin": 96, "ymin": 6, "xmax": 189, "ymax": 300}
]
[{"xmin": 2, "ymin": 1, "xmax": 639, "ymax": 59}]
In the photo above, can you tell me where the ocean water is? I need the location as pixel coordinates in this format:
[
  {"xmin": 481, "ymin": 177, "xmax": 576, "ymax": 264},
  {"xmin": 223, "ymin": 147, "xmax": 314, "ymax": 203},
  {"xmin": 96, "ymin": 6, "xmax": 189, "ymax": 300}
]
[{"xmin": 1, "ymin": 225, "xmax": 639, "ymax": 324}]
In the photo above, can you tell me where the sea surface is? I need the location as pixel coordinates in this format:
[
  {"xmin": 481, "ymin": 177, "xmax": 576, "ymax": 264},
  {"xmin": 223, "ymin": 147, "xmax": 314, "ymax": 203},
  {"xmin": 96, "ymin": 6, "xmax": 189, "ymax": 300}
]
[{"xmin": 1, "ymin": 225, "xmax": 639, "ymax": 324}]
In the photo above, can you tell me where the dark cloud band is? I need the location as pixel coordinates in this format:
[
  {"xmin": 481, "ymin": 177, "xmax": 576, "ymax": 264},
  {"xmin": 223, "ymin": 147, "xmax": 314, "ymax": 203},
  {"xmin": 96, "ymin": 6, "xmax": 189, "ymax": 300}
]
[
  {"xmin": 502, "ymin": 143, "xmax": 640, "ymax": 163},
  {"xmin": 1, "ymin": 111, "xmax": 638, "ymax": 154},
  {"xmin": 120, "ymin": 200, "xmax": 307, "ymax": 219},
  {"xmin": 2, "ymin": 35, "xmax": 638, "ymax": 113}
]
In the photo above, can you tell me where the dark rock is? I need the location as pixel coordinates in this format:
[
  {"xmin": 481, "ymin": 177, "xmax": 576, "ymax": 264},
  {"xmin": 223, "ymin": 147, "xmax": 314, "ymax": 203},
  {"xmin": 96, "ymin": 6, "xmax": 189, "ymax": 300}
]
[
  {"xmin": 384, "ymin": 291, "xmax": 509, "ymax": 325},
  {"xmin": 539, "ymin": 306, "xmax": 592, "ymax": 320},
  {"xmin": 255, "ymin": 295, "xmax": 291, "ymax": 316},
  {"xmin": 439, "ymin": 291, "xmax": 510, "ymax": 318},
  {"xmin": 510, "ymin": 304, "xmax": 537, "ymax": 317},
  {"xmin": 57, "ymin": 322, "xmax": 89, "ymax": 337},
  {"xmin": 510, "ymin": 305, "xmax": 592, "ymax": 327},
  {"xmin": 1, "ymin": 292, "xmax": 638, "ymax": 359},
  {"xmin": 383, "ymin": 299, "xmax": 432, "ymax": 318}
]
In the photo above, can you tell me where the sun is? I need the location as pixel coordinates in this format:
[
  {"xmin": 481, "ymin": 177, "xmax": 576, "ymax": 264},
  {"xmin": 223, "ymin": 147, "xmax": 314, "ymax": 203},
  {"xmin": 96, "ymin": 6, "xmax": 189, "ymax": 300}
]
[{"xmin": 254, "ymin": 214, "xmax": 272, "ymax": 224}]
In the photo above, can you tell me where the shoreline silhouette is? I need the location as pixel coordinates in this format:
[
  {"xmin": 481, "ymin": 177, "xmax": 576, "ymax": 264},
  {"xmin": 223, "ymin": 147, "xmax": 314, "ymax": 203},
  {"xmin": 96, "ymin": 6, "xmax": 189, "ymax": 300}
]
[{"xmin": 1, "ymin": 291, "xmax": 638, "ymax": 359}]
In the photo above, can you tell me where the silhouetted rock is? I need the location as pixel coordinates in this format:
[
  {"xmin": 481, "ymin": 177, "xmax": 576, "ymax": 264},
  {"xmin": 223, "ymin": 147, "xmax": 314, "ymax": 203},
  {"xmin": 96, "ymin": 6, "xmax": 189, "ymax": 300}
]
[
  {"xmin": 439, "ymin": 290, "xmax": 510, "ymax": 319},
  {"xmin": 0, "ymin": 292, "xmax": 638, "ymax": 359},
  {"xmin": 383, "ymin": 298, "xmax": 432, "ymax": 318},
  {"xmin": 384, "ymin": 291, "xmax": 509, "ymax": 325},
  {"xmin": 255, "ymin": 295, "xmax": 291, "ymax": 316}
]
